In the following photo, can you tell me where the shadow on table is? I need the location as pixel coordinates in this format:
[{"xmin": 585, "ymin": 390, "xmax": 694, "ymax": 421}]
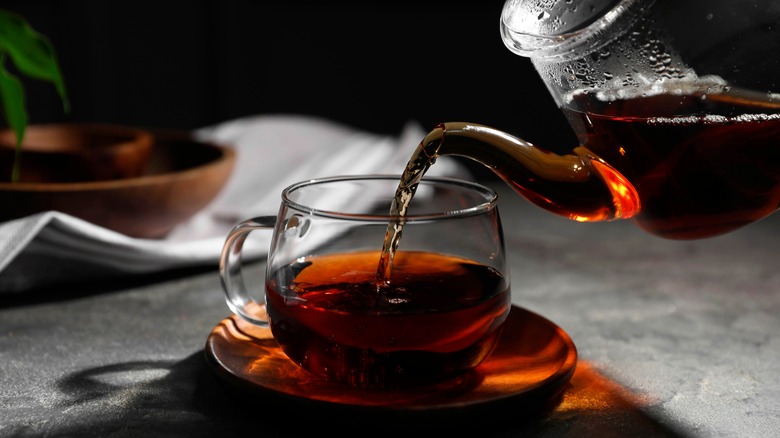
[
  {"xmin": 0, "ymin": 265, "xmax": 217, "ymax": 309},
  {"xmin": 43, "ymin": 351, "xmax": 696, "ymax": 437}
]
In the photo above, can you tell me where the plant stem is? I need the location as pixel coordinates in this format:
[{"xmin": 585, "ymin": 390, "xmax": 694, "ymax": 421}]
[{"xmin": 11, "ymin": 139, "xmax": 21, "ymax": 182}]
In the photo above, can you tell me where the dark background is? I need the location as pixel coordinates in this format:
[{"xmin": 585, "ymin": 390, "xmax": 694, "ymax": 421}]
[{"xmin": 0, "ymin": 1, "xmax": 576, "ymax": 165}]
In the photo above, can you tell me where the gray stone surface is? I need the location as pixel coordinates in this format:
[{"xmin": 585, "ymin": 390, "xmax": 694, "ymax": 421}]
[{"xmin": 1, "ymin": 183, "xmax": 779, "ymax": 437}]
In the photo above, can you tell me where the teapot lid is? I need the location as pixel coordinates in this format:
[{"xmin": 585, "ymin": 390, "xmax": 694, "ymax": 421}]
[{"xmin": 500, "ymin": 0, "xmax": 653, "ymax": 60}]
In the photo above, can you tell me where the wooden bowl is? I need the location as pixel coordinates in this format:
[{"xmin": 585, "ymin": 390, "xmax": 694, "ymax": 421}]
[
  {"xmin": 0, "ymin": 128, "xmax": 235, "ymax": 239},
  {"xmin": 0, "ymin": 123, "xmax": 154, "ymax": 183}
]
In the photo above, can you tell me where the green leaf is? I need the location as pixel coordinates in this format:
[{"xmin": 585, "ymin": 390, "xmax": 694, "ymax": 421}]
[
  {"xmin": 0, "ymin": 9, "xmax": 69, "ymax": 112},
  {"xmin": 0, "ymin": 8, "xmax": 70, "ymax": 182},
  {"xmin": 0, "ymin": 54, "xmax": 27, "ymax": 182}
]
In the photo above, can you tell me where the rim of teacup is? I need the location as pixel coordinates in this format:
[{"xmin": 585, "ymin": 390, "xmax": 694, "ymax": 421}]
[{"xmin": 281, "ymin": 174, "xmax": 498, "ymax": 221}]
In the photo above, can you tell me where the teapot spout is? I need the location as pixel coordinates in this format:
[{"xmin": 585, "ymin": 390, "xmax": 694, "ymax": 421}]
[{"xmin": 426, "ymin": 122, "xmax": 640, "ymax": 222}]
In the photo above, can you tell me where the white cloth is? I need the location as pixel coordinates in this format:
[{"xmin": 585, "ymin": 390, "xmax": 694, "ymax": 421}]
[{"xmin": 0, "ymin": 115, "xmax": 471, "ymax": 293}]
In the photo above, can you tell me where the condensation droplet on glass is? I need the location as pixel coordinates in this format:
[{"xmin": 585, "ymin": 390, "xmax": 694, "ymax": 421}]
[{"xmin": 538, "ymin": 10, "xmax": 550, "ymax": 20}]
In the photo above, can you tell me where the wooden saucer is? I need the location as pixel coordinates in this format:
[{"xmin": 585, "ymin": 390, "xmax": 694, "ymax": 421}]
[{"xmin": 204, "ymin": 305, "xmax": 577, "ymax": 424}]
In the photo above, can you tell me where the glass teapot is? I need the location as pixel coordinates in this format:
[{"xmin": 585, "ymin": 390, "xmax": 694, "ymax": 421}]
[{"xmin": 411, "ymin": 0, "xmax": 780, "ymax": 240}]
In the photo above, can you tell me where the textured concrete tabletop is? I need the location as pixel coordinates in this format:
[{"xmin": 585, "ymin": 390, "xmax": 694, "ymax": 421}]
[{"xmin": 1, "ymin": 182, "xmax": 779, "ymax": 437}]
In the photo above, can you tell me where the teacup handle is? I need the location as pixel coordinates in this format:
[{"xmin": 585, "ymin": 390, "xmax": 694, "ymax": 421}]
[{"xmin": 219, "ymin": 216, "xmax": 276, "ymax": 327}]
